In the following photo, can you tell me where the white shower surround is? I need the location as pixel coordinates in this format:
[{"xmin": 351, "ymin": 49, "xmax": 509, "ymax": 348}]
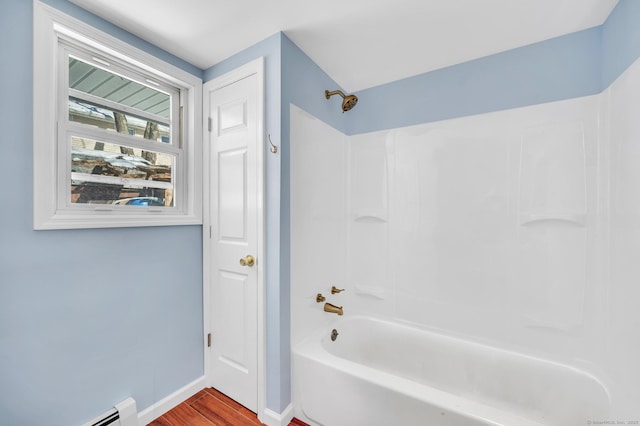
[{"xmin": 290, "ymin": 57, "xmax": 640, "ymax": 423}]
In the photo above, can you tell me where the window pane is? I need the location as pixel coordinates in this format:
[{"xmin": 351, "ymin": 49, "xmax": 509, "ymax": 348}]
[
  {"xmin": 69, "ymin": 57, "xmax": 171, "ymax": 119},
  {"xmin": 69, "ymin": 97, "xmax": 170, "ymax": 143},
  {"xmin": 70, "ymin": 137, "xmax": 174, "ymax": 206},
  {"xmin": 71, "ymin": 179, "xmax": 173, "ymax": 206}
]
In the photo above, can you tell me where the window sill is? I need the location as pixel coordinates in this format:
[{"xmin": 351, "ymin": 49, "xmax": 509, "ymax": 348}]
[{"xmin": 34, "ymin": 210, "xmax": 202, "ymax": 230}]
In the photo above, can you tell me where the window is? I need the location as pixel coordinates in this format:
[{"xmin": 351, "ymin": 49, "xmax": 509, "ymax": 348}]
[{"xmin": 33, "ymin": 2, "xmax": 202, "ymax": 229}]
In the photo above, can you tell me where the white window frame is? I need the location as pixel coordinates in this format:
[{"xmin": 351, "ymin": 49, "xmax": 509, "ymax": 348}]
[{"xmin": 33, "ymin": 1, "xmax": 202, "ymax": 229}]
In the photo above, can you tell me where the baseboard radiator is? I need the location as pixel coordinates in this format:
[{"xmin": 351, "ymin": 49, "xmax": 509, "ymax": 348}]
[{"xmin": 83, "ymin": 397, "xmax": 138, "ymax": 426}]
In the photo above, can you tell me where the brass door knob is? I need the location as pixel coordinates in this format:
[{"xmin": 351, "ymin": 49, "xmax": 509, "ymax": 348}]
[{"xmin": 239, "ymin": 255, "xmax": 255, "ymax": 267}]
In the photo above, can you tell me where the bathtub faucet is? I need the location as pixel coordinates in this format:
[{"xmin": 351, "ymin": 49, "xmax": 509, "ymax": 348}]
[{"xmin": 324, "ymin": 302, "xmax": 343, "ymax": 316}]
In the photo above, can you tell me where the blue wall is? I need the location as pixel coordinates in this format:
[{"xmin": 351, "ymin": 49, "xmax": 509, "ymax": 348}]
[
  {"xmin": 2, "ymin": 0, "xmax": 640, "ymax": 423},
  {"xmin": 281, "ymin": 35, "xmax": 352, "ymax": 136},
  {"xmin": 348, "ymin": 27, "xmax": 602, "ymax": 134},
  {"xmin": 0, "ymin": 1, "xmax": 204, "ymax": 425},
  {"xmin": 602, "ymin": 0, "xmax": 640, "ymax": 87}
]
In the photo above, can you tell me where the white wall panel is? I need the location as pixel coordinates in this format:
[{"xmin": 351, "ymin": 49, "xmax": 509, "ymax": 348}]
[
  {"xmin": 290, "ymin": 105, "xmax": 348, "ymax": 346},
  {"xmin": 607, "ymin": 57, "xmax": 640, "ymax": 418},
  {"xmin": 346, "ymin": 97, "xmax": 601, "ymax": 358}
]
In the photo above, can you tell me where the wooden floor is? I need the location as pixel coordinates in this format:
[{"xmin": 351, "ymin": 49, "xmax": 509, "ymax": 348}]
[{"xmin": 147, "ymin": 388, "xmax": 309, "ymax": 426}]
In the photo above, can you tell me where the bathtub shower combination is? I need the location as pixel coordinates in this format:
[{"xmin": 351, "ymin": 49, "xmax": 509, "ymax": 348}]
[{"xmin": 291, "ymin": 55, "xmax": 640, "ymax": 426}]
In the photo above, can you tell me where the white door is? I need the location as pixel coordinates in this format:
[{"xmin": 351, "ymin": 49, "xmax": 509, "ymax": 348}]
[{"xmin": 205, "ymin": 63, "xmax": 263, "ymax": 412}]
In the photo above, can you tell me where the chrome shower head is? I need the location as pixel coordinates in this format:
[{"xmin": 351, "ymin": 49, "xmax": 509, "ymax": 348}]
[{"xmin": 325, "ymin": 89, "xmax": 358, "ymax": 112}]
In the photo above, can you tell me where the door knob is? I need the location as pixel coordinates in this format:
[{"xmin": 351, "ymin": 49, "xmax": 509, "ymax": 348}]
[{"xmin": 239, "ymin": 255, "xmax": 255, "ymax": 267}]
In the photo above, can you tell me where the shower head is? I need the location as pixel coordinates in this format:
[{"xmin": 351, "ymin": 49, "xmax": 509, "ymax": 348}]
[{"xmin": 325, "ymin": 89, "xmax": 358, "ymax": 112}]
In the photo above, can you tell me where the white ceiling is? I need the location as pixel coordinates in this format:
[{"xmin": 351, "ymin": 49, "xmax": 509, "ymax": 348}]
[{"xmin": 69, "ymin": 0, "xmax": 618, "ymax": 92}]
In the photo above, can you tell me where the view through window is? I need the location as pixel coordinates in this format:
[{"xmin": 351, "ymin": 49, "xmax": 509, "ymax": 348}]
[{"xmin": 65, "ymin": 54, "xmax": 178, "ymax": 207}]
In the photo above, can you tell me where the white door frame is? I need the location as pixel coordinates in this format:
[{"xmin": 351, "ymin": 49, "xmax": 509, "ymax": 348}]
[{"xmin": 202, "ymin": 57, "xmax": 266, "ymax": 420}]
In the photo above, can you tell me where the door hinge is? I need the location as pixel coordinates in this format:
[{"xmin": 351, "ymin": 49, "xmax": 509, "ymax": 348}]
[
  {"xmin": 207, "ymin": 333, "xmax": 212, "ymax": 347},
  {"xmin": 208, "ymin": 117, "xmax": 212, "ymax": 132}
]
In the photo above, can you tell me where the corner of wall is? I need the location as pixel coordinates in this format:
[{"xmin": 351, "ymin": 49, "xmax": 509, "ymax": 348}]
[
  {"xmin": 601, "ymin": 0, "xmax": 640, "ymax": 88},
  {"xmin": 203, "ymin": 32, "xmax": 282, "ymax": 82},
  {"xmin": 39, "ymin": 0, "xmax": 203, "ymax": 78},
  {"xmin": 281, "ymin": 33, "xmax": 352, "ymax": 135}
]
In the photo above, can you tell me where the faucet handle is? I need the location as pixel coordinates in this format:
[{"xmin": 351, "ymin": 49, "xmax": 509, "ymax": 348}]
[
  {"xmin": 331, "ymin": 285, "xmax": 345, "ymax": 294},
  {"xmin": 316, "ymin": 293, "xmax": 326, "ymax": 303}
]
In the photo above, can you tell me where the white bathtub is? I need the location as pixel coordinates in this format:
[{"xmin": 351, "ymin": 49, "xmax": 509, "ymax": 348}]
[{"xmin": 292, "ymin": 316, "xmax": 610, "ymax": 426}]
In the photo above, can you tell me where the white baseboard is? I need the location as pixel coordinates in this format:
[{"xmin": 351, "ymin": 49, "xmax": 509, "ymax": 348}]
[
  {"xmin": 260, "ymin": 403, "xmax": 294, "ymax": 426},
  {"xmin": 137, "ymin": 376, "xmax": 206, "ymax": 425}
]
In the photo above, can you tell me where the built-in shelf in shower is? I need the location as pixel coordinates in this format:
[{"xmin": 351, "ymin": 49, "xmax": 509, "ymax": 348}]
[
  {"xmin": 518, "ymin": 212, "xmax": 587, "ymax": 227},
  {"xmin": 352, "ymin": 209, "xmax": 388, "ymax": 223}
]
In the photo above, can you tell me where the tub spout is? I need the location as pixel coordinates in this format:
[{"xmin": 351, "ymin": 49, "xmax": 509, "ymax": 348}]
[{"xmin": 324, "ymin": 302, "xmax": 343, "ymax": 316}]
